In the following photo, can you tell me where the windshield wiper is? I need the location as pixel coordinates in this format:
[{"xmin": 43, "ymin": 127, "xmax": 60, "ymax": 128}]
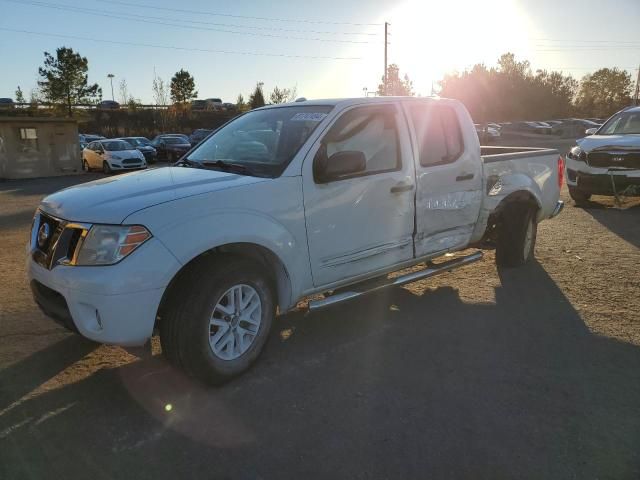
[
  {"xmin": 174, "ymin": 158, "xmax": 203, "ymax": 168},
  {"xmin": 200, "ymin": 159, "xmax": 254, "ymax": 175}
]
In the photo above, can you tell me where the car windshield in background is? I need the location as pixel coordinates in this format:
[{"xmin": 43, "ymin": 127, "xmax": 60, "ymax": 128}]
[
  {"xmin": 599, "ymin": 112, "xmax": 640, "ymax": 135},
  {"xmin": 102, "ymin": 140, "xmax": 132, "ymax": 151},
  {"xmin": 187, "ymin": 105, "xmax": 333, "ymax": 176},
  {"xmin": 164, "ymin": 137, "xmax": 189, "ymax": 144},
  {"xmin": 126, "ymin": 138, "xmax": 150, "ymax": 146}
]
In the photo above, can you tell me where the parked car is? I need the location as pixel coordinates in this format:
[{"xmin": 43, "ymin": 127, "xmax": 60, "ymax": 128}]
[
  {"xmin": 222, "ymin": 102, "xmax": 237, "ymax": 112},
  {"xmin": 551, "ymin": 119, "xmax": 600, "ymax": 137},
  {"xmin": 79, "ymin": 134, "xmax": 105, "ymax": 143},
  {"xmin": 0, "ymin": 98, "xmax": 15, "ymax": 109},
  {"xmin": 474, "ymin": 124, "xmax": 501, "ymax": 143},
  {"xmin": 565, "ymin": 106, "xmax": 640, "ymax": 204},
  {"xmin": 28, "ymin": 97, "xmax": 563, "ymax": 384},
  {"xmin": 97, "ymin": 100, "xmax": 120, "ymax": 110},
  {"xmin": 82, "ymin": 139, "xmax": 147, "ymax": 173},
  {"xmin": 189, "ymin": 129, "xmax": 213, "ymax": 147},
  {"xmin": 151, "ymin": 134, "xmax": 191, "ymax": 161},
  {"xmin": 503, "ymin": 121, "xmax": 552, "ymax": 135},
  {"xmin": 118, "ymin": 137, "xmax": 157, "ymax": 163}
]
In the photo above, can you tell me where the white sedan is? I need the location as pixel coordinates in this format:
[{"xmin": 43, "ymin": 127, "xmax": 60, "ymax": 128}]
[{"xmin": 82, "ymin": 139, "xmax": 147, "ymax": 174}]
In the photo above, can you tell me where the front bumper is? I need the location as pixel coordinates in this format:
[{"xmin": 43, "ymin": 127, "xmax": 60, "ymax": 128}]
[
  {"xmin": 27, "ymin": 237, "xmax": 181, "ymax": 346},
  {"xmin": 565, "ymin": 157, "xmax": 640, "ymax": 196}
]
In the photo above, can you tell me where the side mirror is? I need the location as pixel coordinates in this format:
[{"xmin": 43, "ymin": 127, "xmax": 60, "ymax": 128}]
[
  {"xmin": 585, "ymin": 127, "xmax": 598, "ymax": 136},
  {"xmin": 314, "ymin": 149, "xmax": 366, "ymax": 182}
]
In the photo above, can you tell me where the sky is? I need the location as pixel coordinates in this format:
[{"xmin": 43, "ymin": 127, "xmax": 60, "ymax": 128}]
[{"xmin": 0, "ymin": 0, "xmax": 638, "ymax": 103}]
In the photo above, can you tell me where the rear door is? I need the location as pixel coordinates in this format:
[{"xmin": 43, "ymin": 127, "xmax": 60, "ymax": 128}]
[
  {"xmin": 405, "ymin": 101, "xmax": 482, "ymax": 257},
  {"xmin": 302, "ymin": 103, "xmax": 416, "ymax": 287}
]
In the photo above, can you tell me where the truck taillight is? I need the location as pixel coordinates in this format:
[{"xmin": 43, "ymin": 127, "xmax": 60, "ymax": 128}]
[{"xmin": 558, "ymin": 155, "xmax": 564, "ymax": 189}]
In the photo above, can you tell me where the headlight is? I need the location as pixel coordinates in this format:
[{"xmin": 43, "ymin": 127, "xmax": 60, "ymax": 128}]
[
  {"xmin": 76, "ymin": 225, "xmax": 151, "ymax": 265},
  {"xmin": 568, "ymin": 146, "xmax": 585, "ymax": 161}
]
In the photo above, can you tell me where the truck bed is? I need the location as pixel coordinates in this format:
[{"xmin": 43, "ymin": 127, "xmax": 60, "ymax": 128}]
[{"xmin": 481, "ymin": 145, "xmax": 559, "ymax": 162}]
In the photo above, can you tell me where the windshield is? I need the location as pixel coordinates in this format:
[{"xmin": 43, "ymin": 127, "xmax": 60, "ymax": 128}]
[
  {"xmin": 164, "ymin": 137, "xmax": 188, "ymax": 145},
  {"xmin": 187, "ymin": 105, "xmax": 333, "ymax": 176},
  {"xmin": 599, "ymin": 111, "xmax": 640, "ymax": 135},
  {"xmin": 102, "ymin": 140, "xmax": 132, "ymax": 151},
  {"xmin": 124, "ymin": 138, "xmax": 150, "ymax": 147}
]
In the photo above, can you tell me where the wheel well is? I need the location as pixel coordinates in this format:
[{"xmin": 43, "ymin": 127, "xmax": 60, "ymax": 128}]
[
  {"xmin": 156, "ymin": 243, "xmax": 292, "ymax": 327},
  {"xmin": 480, "ymin": 191, "xmax": 540, "ymax": 246}
]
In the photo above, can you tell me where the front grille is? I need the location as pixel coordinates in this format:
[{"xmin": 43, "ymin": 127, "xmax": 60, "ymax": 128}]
[
  {"xmin": 31, "ymin": 212, "xmax": 89, "ymax": 269},
  {"xmin": 122, "ymin": 158, "xmax": 142, "ymax": 165},
  {"xmin": 587, "ymin": 151, "xmax": 640, "ymax": 169}
]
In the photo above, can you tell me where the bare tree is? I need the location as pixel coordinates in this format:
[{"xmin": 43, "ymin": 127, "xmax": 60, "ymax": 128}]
[
  {"xmin": 152, "ymin": 73, "xmax": 169, "ymax": 106},
  {"xmin": 119, "ymin": 79, "xmax": 129, "ymax": 105}
]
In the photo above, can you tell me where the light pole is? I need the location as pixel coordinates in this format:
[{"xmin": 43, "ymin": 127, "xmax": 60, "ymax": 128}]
[{"xmin": 107, "ymin": 74, "xmax": 115, "ymax": 101}]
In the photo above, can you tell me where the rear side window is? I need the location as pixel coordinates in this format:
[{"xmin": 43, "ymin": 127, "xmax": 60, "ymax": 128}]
[
  {"xmin": 323, "ymin": 105, "xmax": 400, "ymax": 176},
  {"xmin": 411, "ymin": 105, "xmax": 464, "ymax": 167}
]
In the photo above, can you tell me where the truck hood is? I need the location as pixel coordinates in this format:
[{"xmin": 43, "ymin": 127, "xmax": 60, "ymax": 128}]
[
  {"xmin": 576, "ymin": 134, "xmax": 640, "ymax": 151},
  {"xmin": 40, "ymin": 167, "xmax": 267, "ymax": 224}
]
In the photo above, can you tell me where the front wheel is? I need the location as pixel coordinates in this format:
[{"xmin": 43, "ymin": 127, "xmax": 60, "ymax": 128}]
[
  {"xmin": 496, "ymin": 204, "xmax": 537, "ymax": 268},
  {"xmin": 160, "ymin": 256, "xmax": 275, "ymax": 384},
  {"xmin": 102, "ymin": 161, "xmax": 112, "ymax": 174},
  {"xmin": 568, "ymin": 186, "xmax": 591, "ymax": 205},
  {"xmin": 82, "ymin": 159, "xmax": 90, "ymax": 172}
]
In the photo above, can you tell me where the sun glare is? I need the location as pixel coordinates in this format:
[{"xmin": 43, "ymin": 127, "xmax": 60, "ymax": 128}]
[{"xmin": 383, "ymin": 0, "xmax": 533, "ymax": 95}]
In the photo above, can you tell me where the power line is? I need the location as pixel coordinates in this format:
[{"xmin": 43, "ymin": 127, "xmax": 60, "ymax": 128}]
[
  {"xmin": 93, "ymin": 0, "xmax": 383, "ymax": 26},
  {"xmin": 3, "ymin": 0, "xmax": 373, "ymax": 43},
  {"xmin": 0, "ymin": 27, "xmax": 364, "ymax": 60},
  {"xmin": 3, "ymin": 0, "xmax": 379, "ymax": 36}
]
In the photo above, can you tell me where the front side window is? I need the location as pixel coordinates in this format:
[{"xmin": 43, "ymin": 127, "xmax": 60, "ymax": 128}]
[
  {"xmin": 411, "ymin": 105, "xmax": 464, "ymax": 167},
  {"xmin": 188, "ymin": 105, "xmax": 333, "ymax": 177},
  {"xmin": 322, "ymin": 105, "xmax": 400, "ymax": 177}
]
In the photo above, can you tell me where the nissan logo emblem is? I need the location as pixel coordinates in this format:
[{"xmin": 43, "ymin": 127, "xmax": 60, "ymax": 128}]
[{"xmin": 37, "ymin": 223, "xmax": 50, "ymax": 248}]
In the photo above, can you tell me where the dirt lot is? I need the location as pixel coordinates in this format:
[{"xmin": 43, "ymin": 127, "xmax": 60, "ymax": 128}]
[{"xmin": 1, "ymin": 167, "xmax": 639, "ymax": 479}]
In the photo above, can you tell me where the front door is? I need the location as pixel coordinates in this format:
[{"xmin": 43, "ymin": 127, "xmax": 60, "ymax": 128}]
[
  {"xmin": 404, "ymin": 101, "xmax": 483, "ymax": 257},
  {"xmin": 302, "ymin": 103, "xmax": 416, "ymax": 287}
]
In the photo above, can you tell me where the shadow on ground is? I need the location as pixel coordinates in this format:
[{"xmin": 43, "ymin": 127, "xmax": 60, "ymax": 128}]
[
  {"xmin": 581, "ymin": 200, "xmax": 640, "ymax": 249},
  {"xmin": 1, "ymin": 262, "xmax": 639, "ymax": 479}
]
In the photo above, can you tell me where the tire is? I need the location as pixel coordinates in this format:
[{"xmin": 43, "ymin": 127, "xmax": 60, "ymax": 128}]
[
  {"xmin": 102, "ymin": 161, "xmax": 112, "ymax": 174},
  {"xmin": 160, "ymin": 256, "xmax": 275, "ymax": 384},
  {"xmin": 82, "ymin": 159, "xmax": 90, "ymax": 172},
  {"xmin": 496, "ymin": 204, "xmax": 537, "ymax": 268},
  {"xmin": 568, "ymin": 186, "xmax": 591, "ymax": 205}
]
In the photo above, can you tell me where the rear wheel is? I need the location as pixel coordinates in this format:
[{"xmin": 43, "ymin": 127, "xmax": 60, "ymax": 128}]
[
  {"xmin": 568, "ymin": 186, "xmax": 591, "ymax": 205},
  {"xmin": 496, "ymin": 204, "xmax": 537, "ymax": 268},
  {"xmin": 102, "ymin": 161, "xmax": 112, "ymax": 174},
  {"xmin": 160, "ymin": 256, "xmax": 275, "ymax": 384}
]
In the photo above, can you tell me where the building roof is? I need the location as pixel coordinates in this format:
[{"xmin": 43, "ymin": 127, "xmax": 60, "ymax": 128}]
[{"xmin": 0, "ymin": 116, "xmax": 77, "ymax": 124}]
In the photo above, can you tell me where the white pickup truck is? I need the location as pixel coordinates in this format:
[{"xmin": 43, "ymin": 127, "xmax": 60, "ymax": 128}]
[{"xmin": 28, "ymin": 97, "xmax": 564, "ymax": 383}]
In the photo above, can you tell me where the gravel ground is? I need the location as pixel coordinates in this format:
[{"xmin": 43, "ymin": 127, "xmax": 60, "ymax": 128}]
[{"xmin": 1, "ymin": 165, "xmax": 639, "ymax": 479}]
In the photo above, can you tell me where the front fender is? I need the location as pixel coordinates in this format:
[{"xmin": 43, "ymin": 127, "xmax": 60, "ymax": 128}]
[{"xmin": 123, "ymin": 177, "xmax": 312, "ymax": 308}]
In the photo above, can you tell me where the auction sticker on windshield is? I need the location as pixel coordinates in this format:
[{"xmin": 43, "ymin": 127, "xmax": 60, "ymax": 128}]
[{"xmin": 290, "ymin": 112, "xmax": 328, "ymax": 122}]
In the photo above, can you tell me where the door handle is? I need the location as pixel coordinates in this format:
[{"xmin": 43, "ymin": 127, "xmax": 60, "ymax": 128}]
[
  {"xmin": 390, "ymin": 182, "xmax": 414, "ymax": 193},
  {"xmin": 456, "ymin": 173, "xmax": 474, "ymax": 182}
]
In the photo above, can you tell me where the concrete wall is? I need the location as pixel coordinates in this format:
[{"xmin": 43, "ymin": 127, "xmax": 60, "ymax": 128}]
[{"xmin": 0, "ymin": 119, "xmax": 80, "ymax": 179}]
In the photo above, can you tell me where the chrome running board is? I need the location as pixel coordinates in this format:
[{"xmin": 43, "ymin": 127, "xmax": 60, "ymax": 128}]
[{"xmin": 308, "ymin": 251, "xmax": 483, "ymax": 311}]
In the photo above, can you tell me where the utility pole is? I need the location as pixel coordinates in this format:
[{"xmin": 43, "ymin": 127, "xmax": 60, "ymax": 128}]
[
  {"xmin": 383, "ymin": 22, "xmax": 389, "ymax": 96},
  {"xmin": 107, "ymin": 74, "xmax": 115, "ymax": 101},
  {"xmin": 634, "ymin": 64, "xmax": 640, "ymax": 106}
]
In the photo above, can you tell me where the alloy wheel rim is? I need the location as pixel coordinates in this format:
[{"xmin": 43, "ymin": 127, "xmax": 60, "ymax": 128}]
[{"xmin": 209, "ymin": 284, "xmax": 262, "ymax": 360}]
